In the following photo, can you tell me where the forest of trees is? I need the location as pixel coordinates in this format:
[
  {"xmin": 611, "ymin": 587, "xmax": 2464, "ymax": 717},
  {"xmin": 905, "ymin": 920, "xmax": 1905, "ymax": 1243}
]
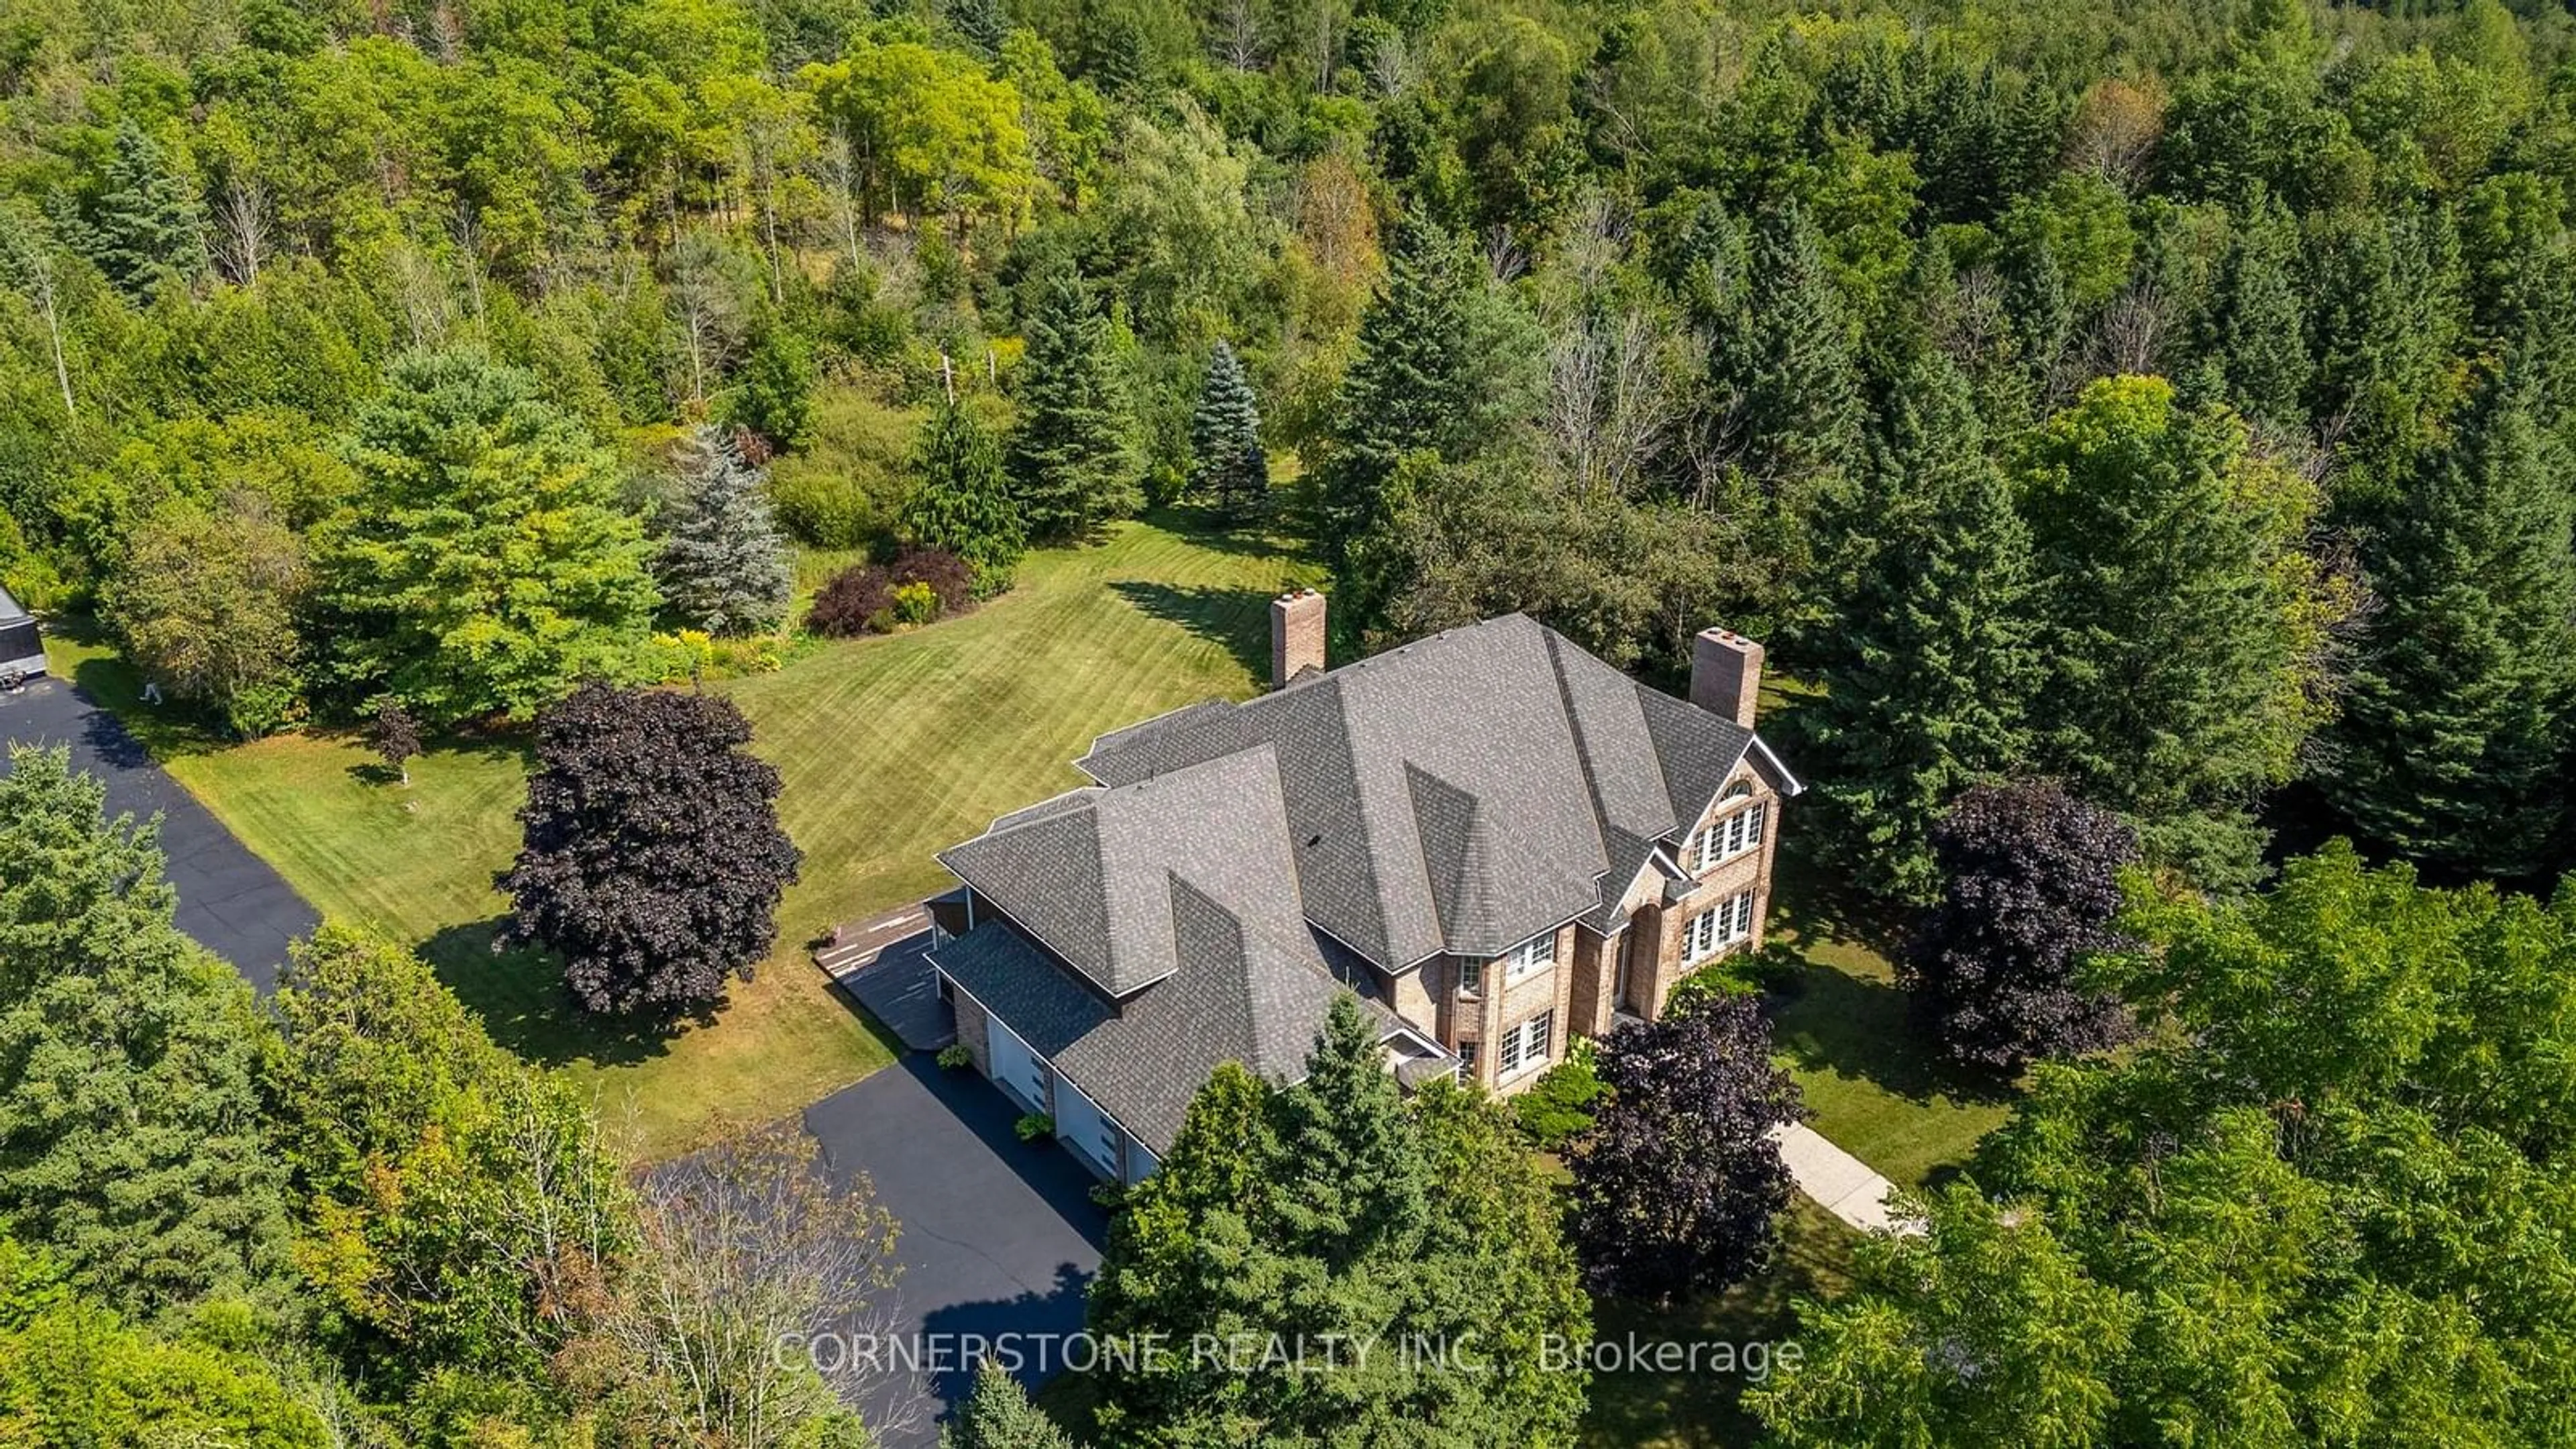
[
  {"xmin": 1, "ymin": 0, "xmax": 2571, "ymax": 891},
  {"xmin": 7, "ymin": 0, "xmax": 2576, "ymax": 1440}
]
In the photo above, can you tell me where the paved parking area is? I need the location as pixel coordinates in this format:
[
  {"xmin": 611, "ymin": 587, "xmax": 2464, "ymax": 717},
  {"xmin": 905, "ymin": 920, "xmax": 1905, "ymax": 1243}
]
[
  {"xmin": 0, "ymin": 676, "xmax": 317, "ymax": 990},
  {"xmin": 804, "ymin": 1052, "xmax": 1108, "ymax": 1448}
]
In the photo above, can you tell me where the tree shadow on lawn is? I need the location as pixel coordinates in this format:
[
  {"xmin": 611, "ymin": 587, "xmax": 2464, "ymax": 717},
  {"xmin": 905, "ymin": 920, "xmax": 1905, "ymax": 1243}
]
[
  {"xmin": 1109, "ymin": 580, "xmax": 1277, "ymax": 682},
  {"xmin": 1768, "ymin": 959, "xmax": 2017, "ymax": 1110},
  {"xmin": 423, "ymin": 918, "xmax": 698, "ymax": 1070},
  {"xmin": 1580, "ymin": 1200, "xmax": 1858, "ymax": 1448},
  {"xmin": 1137, "ymin": 504, "xmax": 1312, "ymax": 569}
]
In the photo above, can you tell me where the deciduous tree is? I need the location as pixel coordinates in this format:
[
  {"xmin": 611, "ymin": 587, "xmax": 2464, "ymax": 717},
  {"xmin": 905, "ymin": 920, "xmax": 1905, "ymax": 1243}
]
[
  {"xmin": 498, "ymin": 682, "xmax": 802, "ymax": 1017},
  {"xmin": 103, "ymin": 492, "xmax": 309, "ymax": 737},
  {"xmin": 1901, "ymin": 780, "xmax": 2139, "ymax": 1072},
  {"xmin": 1567, "ymin": 991, "xmax": 1803, "ymax": 1305}
]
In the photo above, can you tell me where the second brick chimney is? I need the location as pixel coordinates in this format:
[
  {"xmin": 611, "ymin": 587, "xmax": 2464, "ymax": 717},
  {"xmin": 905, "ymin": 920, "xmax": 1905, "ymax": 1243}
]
[
  {"xmin": 1271, "ymin": 588, "xmax": 1327, "ymax": 688},
  {"xmin": 1690, "ymin": 627, "xmax": 1764, "ymax": 729}
]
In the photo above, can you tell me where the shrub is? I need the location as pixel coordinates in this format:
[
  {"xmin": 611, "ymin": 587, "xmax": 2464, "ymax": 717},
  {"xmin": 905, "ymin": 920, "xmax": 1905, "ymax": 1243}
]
[
  {"xmin": 1513, "ymin": 1038, "xmax": 1605, "ymax": 1151},
  {"xmin": 936, "ymin": 1042, "xmax": 973, "ymax": 1071},
  {"xmin": 807, "ymin": 564, "xmax": 895, "ymax": 637},
  {"xmin": 890, "ymin": 580, "xmax": 938, "ymax": 626},
  {"xmin": 890, "ymin": 547, "xmax": 975, "ymax": 616},
  {"xmin": 767, "ymin": 470, "xmax": 879, "ymax": 550},
  {"xmin": 1015, "ymin": 1112, "xmax": 1055, "ymax": 1142}
]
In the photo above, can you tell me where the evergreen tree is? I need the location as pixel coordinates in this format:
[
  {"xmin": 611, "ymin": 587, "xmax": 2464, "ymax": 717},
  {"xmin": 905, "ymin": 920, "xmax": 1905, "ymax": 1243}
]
[
  {"xmin": 1315, "ymin": 210, "xmax": 1476, "ymax": 570},
  {"xmin": 1795, "ymin": 352, "xmax": 2039, "ymax": 904},
  {"xmin": 2205, "ymin": 194, "xmax": 2311, "ymax": 432},
  {"xmin": 943, "ymin": 1360, "xmax": 1081, "ymax": 1448},
  {"xmin": 78, "ymin": 119, "xmax": 206, "ymax": 300},
  {"xmin": 0, "ymin": 747, "xmax": 292, "ymax": 1320},
  {"xmin": 1715, "ymin": 201, "xmax": 1865, "ymax": 492},
  {"xmin": 900, "ymin": 396, "xmax": 1026, "ymax": 594},
  {"xmin": 317, "ymin": 350, "xmax": 662, "ymax": 725},
  {"xmin": 1087, "ymin": 998, "xmax": 1589, "ymax": 1447},
  {"xmin": 1267, "ymin": 994, "xmax": 1428, "ymax": 1268},
  {"xmin": 2017, "ymin": 375, "xmax": 2335, "ymax": 886},
  {"xmin": 2325, "ymin": 368, "xmax": 2576, "ymax": 877},
  {"xmin": 1187, "ymin": 339, "xmax": 1268, "ymax": 521},
  {"xmin": 653, "ymin": 425, "xmax": 794, "ymax": 637},
  {"xmin": 1005, "ymin": 260, "xmax": 1138, "ymax": 543}
]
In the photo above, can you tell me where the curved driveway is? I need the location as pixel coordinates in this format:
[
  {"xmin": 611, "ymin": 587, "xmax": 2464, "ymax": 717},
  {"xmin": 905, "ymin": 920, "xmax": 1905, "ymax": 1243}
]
[{"xmin": 0, "ymin": 676, "xmax": 317, "ymax": 990}]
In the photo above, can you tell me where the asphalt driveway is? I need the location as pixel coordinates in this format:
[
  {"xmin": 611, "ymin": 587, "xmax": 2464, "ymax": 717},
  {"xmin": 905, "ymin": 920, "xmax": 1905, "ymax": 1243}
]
[
  {"xmin": 804, "ymin": 1051, "xmax": 1108, "ymax": 1447},
  {"xmin": 0, "ymin": 676, "xmax": 317, "ymax": 991}
]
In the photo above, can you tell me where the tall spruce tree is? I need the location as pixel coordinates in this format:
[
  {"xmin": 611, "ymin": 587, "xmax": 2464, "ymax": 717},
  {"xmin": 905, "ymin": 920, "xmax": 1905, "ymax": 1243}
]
[
  {"xmin": 1716, "ymin": 201, "xmax": 1866, "ymax": 491},
  {"xmin": 1087, "ymin": 998, "xmax": 1589, "ymax": 1447},
  {"xmin": 1796, "ymin": 352, "xmax": 2040, "ymax": 904},
  {"xmin": 0, "ymin": 747, "xmax": 292, "ymax": 1320},
  {"xmin": 2325, "ymin": 367, "xmax": 2576, "ymax": 877},
  {"xmin": 2205, "ymin": 193, "xmax": 2312, "ymax": 432},
  {"xmin": 1188, "ymin": 340, "xmax": 1268, "ymax": 521},
  {"xmin": 1315, "ymin": 210, "xmax": 1476, "ymax": 570},
  {"xmin": 78, "ymin": 119, "xmax": 206, "ymax": 300},
  {"xmin": 901, "ymin": 395, "xmax": 1026, "ymax": 594},
  {"xmin": 2017, "ymin": 375, "xmax": 2334, "ymax": 885},
  {"xmin": 1005, "ymin": 261, "xmax": 1138, "ymax": 543},
  {"xmin": 653, "ymin": 425, "xmax": 794, "ymax": 637}
]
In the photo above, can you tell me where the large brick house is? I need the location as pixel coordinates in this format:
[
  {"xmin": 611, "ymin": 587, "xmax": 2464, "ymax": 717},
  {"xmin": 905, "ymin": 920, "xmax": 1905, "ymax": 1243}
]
[{"xmin": 928, "ymin": 594, "xmax": 1801, "ymax": 1184}]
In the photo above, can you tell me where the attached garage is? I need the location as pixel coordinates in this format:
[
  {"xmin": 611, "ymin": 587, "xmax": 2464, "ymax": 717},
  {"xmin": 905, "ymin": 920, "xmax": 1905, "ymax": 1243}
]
[
  {"xmin": 985, "ymin": 1014, "xmax": 1051, "ymax": 1117},
  {"xmin": 0, "ymin": 586, "xmax": 40, "ymax": 682},
  {"xmin": 1050, "ymin": 1074, "xmax": 1122, "ymax": 1180}
]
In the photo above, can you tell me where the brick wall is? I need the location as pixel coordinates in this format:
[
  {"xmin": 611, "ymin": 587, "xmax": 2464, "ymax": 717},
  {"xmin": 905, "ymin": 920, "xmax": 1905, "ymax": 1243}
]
[{"xmin": 951, "ymin": 983, "xmax": 994, "ymax": 1079}]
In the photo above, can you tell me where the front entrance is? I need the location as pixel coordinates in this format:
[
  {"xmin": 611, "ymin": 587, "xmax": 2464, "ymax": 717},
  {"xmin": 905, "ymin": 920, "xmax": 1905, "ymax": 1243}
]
[{"xmin": 1617, "ymin": 918, "xmax": 1650, "ymax": 1016}]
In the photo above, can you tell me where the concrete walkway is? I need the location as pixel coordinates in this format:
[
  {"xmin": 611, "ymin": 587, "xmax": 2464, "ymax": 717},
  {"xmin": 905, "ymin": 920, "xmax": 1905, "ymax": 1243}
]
[{"xmin": 1772, "ymin": 1122, "xmax": 1922, "ymax": 1236}]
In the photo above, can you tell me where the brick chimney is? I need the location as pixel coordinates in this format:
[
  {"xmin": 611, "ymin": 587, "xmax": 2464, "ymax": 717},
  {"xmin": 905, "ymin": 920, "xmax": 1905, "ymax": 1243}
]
[
  {"xmin": 1690, "ymin": 627, "xmax": 1764, "ymax": 729},
  {"xmin": 1271, "ymin": 589, "xmax": 1327, "ymax": 688}
]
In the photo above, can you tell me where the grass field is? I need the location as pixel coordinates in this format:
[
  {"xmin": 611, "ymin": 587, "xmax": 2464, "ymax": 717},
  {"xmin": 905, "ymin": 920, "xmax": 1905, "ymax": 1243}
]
[{"xmin": 54, "ymin": 514, "xmax": 1319, "ymax": 1158}]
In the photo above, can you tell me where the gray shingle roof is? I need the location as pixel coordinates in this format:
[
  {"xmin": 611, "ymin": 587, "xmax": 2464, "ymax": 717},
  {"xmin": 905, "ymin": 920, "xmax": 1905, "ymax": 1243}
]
[
  {"xmin": 1072, "ymin": 613, "xmax": 1785, "ymax": 969},
  {"xmin": 941, "ymin": 743, "xmax": 1312, "ymax": 998},
  {"xmin": 932, "ymin": 891, "xmax": 1407, "ymax": 1155}
]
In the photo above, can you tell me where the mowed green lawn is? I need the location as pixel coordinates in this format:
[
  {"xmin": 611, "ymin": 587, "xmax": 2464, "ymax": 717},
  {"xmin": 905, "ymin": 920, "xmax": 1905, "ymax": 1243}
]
[{"xmin": 55, "ymin": 516, "xmax": 1318, "ymax": 1158}]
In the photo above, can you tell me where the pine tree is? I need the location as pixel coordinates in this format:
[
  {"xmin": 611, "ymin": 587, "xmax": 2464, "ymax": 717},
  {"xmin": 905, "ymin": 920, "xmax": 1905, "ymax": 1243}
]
[
  {"xmin": 1796, "ymin": 352, "xmax": 2040, "ymax": 905},
  {"xmin": 2017, "ymin": 375, "xmax": 2332, "ymax": 885},
  {"xmin": 2206, "ymin": 194, "xmax": 2311, "ymax": 432},
  {"xmin": 1005, "ymin": 261, "xmax": 1138, "ymax": 543},
  {"xmin": 1187, "ymin": 340, "xmax": 1268, "ymax": 521},
  {"xmin": 0, "ymin": 746, "xmax": 292, "ymax": 1320},
  {"xmin": 654, "ymin": 425, "xmax": 794, "ymax": 637},
  {"xmin": 943, "ymin": 1360, "xmax": 1081, "ymax": 1448},
  {"xmin": 2326, "ymin": 367, "xmax": 2576, "ymax": 877},
  {"xmin": 1717, "ymin": 201, "xmax": 1865, "ymax": 492},
  {"xmin": 78, "ymin": 119, "xmax": 206, "ymax": 300},
  {"xmin": 901, "ymin": 396, "xmax": 1026, "ymax": 594},
  {"xmin": 1267, "ymin": 994, "xmax": 1428, "ymax": 1267},
  {"xmin": 1316, "ymin": 210, "xmax": 1475, "ymax": 570}
]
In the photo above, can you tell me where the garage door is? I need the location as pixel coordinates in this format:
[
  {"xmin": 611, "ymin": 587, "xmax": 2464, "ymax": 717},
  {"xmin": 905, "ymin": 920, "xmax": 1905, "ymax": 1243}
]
[
  {"xmin": 1052, "ymin": 1074, "xmax": 1120, "ymax": 1179},
  {"xmin": 986, "ymin": 1016, "xmax": 1051, "ymax": 1115}
]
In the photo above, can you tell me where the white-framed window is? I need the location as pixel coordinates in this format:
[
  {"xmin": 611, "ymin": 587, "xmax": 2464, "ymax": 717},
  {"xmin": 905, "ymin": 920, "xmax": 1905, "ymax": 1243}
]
[
  {"xmin": 1495, "ymin": 1010, "xmax": 1553, "ymax": 1078},
  {"xmin": 1458, "ymin": 1038, "xmax": 1479, "ymax": 1075},
  {"xmin": 1502, "ymin": 930, "xmax": 1556, "ymax": 981},
  {"xmin": 1690, "ymin": 801, "xmax": 1768, "ymax": 871},
  {"xmin": 1682, "ymin": 890, "xmax": 1756, "ymax": 964},
  {"xmin": 1458, "ymin": 958, "xmax": 1485, "ymax": 996}
]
